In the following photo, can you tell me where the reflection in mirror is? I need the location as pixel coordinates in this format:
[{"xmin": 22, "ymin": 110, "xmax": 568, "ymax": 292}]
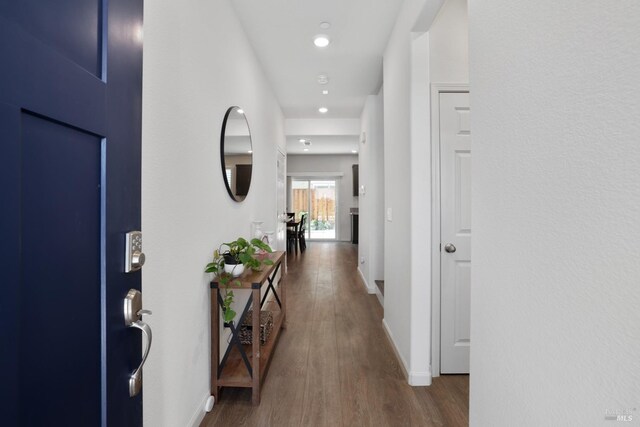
[{"xmin": 221, "ymin": 106, "xmax": 253, "ymax": 202}]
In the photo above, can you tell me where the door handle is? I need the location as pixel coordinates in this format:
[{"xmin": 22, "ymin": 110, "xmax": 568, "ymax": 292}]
[
  {"xmin": 129, "ymin": 318, "xmax": 152, "ymax": 397},
  {"xmin": 124, "ymin": 289, "xmax": 152, "ymax": 397},
  {"xmin": 444, "ymin": 243, "xmax": 457, "ymax": 253}
]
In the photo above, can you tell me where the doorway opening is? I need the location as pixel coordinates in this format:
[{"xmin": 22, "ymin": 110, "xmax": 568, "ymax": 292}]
[{"xmin": 291, "ymin": 179, "xmax": 337, "ymax": 240}]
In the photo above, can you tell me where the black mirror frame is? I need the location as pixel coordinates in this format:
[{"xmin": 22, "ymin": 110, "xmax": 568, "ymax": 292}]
[{"xmin": 220, "ymin": 106, "xmax": 253, "ymax": 202}]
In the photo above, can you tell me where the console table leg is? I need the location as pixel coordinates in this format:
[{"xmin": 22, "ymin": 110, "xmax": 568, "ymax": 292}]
[
  {"xmin": 252, "ymin": 287, "xmax": 261, "ymax": 405},
  {"xmin": 281, "ymin": 278, "xmax": 287, "ymax": 329},
  {"xmin": 211, "ymin": 286, "xmax": 220, "ymax": 402}
]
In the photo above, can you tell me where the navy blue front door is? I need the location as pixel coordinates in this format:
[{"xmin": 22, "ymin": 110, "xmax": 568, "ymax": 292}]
[{"xmin": 0, "ymin": 1, "xmax": 143, "ymax": 425}]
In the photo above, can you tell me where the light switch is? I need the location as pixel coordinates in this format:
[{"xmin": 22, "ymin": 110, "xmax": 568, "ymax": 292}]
[{"xmin": 386, "ymin": 208, "xmax": 392, "ymax": 222}]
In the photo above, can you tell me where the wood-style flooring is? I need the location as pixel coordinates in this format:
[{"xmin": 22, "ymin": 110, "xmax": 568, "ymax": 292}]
[{"xmin": 201, "ymin": 242, "xmax": 469, "ymax": 427}]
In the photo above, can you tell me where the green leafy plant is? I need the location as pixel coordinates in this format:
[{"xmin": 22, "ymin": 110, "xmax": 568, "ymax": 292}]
[
  {"xmin": 311, "ymin": 219, "xmax": 334, "ymax": 231},
  {"xmin": 205, "ymin": 237, "xmax": 274, "ymax": 324}
]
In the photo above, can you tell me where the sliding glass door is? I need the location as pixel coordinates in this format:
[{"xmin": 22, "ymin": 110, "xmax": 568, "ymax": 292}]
[{"xmin": 292, "ymin": 179, "xmax": 337, "ymax": 240}]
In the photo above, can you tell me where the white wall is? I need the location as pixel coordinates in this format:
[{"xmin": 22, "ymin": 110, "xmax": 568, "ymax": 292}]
[
  {"xmin": 429, "ymin": 0, "xmax": 469, "ymax": 83},
  {"xmin": 469, "ymin": 1, "xmax": 640, "ymax": 426},
  {"xmin": 142, "ymin": 0, "xmax": 285, "ymax": 426},
  {"xmin": 382, "ymin": 0, "xmax": 468, "ymax": 385},
  {"xmin": 408, "ymin": 30, "xmax": 433, "ymax": 386},
  {"xmin": 286, "ymin": 154, "xmax": 358, "ymax": 242},
  {"xmin": 383, "ymin": 0, "xmax": 432, "ymax": 385},
  {"xmin": 358, "ymin": 89, "xmax": 385, "ymax": 295}
]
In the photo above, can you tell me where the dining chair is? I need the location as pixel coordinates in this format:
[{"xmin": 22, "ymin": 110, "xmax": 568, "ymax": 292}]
[
  {"xmin": 297, "ymin": 214, "xmax": 307, "ymax": 252},
  {"xmin": 286, "ymin": 220, "xmax": 299, "ymax": 253}
]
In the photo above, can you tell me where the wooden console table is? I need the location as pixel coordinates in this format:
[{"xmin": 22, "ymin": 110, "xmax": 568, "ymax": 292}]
[{"xmin": 210, "ymin": 251, "xmax": 286, "ymax": 405}]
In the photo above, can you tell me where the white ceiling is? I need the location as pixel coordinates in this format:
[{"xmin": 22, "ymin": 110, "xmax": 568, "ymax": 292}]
[
  {"xmin": 231, "ymin": 0, "xmax": 403, "ymax": 119},
  {"xmin": 286, "ymin": 135, "xmax": 359, "ymax": 155}
]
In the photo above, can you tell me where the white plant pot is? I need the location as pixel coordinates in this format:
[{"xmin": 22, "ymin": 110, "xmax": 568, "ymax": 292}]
[{"xmin": 224, "ymin": 263, "xmax": 245, "ymax": 277}]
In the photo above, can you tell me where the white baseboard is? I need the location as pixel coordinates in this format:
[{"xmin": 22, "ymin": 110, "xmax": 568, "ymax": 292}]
[
  {"xmin": 187, "ymin": 392, "xmax": 211, "ymax": 427},
  {"xmin": 375, "ymin": 285, "xmax": 384, "ymax": 306},
  {"xmin": 357, "ymin": 267, "xmax": 375, "ymax": 294},
  {"xmin": 409, "ymin": 369, "xmax": 432, "ymax": 386},
  {"xmin": 382, "ymin": 319, "xmax": 409, "ymax": 380},
  {"xmin": 382, "ymin": 319, "xmax": 432, "ymax": 387}
]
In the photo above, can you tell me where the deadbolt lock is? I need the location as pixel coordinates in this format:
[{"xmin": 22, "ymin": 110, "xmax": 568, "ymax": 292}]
[{"xmin": 125, "ymin": 231, "xmax": 145, "ymax": 273}]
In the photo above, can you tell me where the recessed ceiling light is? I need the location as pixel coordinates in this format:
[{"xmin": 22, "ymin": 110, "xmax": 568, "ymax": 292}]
[
  {"xmin": 317, "ymin": 74, "xmax": 329, "ymax": 85},
  {"xmin": 322, "ymin": 90, "xmax": 329, "ymax": 95},
  {"xmin": 248, "ymin": 150, "xmax": 253, "ymax": 154},
  {"xmin": 299, "ymin": 138, "xmax": 306, "ymax": 143},
  {"xmin": 318, "ymin": 107, "xmax": 328, "ymax": 114},
  {"xmin": 313, "ymin": 35, "xmax": 330, "ymax": 48},
  {"xmin": 237, "ymin": 109, "xmax": 244, "ymax": 114},
  {"xmin": 303, "ymin": 148, "xmax": 309, "ymax": 152},
  {"xmin": 351, "ymin": 150, "xmax": 358, "ymax": 154},
  {"xmin": 319, "ymin": 22, "xmax": 331, "ymax": 30}
]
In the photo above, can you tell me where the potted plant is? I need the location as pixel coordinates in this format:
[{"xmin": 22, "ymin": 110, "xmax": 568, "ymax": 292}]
[{"xmin": 205, "ymin": 237, "xmax": 273, "ymax": 324}]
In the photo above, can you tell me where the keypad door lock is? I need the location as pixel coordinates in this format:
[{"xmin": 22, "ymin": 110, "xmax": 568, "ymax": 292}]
[{"xmin": 125, "ymin": 231, "xmax": 146, "ymax": 273}]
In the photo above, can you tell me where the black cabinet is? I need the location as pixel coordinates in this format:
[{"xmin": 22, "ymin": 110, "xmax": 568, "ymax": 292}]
[
  {"xmin": 351, "ymin": 213, "xmax": 359, "ymax": 244},
  {"xmin": 236, "ymin": 164, "xmax": 252, "ymax": 196},
  {"xmin": 352, "ymin": 164, "xmax": 359, "ymax": 197}
]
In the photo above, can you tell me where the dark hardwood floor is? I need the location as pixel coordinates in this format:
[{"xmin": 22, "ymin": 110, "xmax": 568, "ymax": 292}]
[{"xmin": 201, "ymin": 242, "xmax": 469, "ymax": 427}]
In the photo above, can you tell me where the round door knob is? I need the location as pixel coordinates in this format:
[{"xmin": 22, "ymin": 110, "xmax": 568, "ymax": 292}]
[
  {"xmin": 132, "ymin": 251, "xmax": 146, "ymax": 269},
  {"xmin": 444, "ymin": 243, "xmax": 456, "ymax": 253}
]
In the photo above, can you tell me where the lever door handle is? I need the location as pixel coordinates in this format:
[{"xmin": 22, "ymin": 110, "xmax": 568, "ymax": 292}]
[
  {"xmin": 123, "ymin": 289, "xmax": 152, "ymax": 397},
  {"xmin": 129, "ymin": 319, "xmax": 152, "ymax": 397}
]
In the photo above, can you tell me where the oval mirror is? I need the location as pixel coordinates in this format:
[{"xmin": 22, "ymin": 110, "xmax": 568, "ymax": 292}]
[{"xmin": 220, "ymin": 106, "xmax": 253, "ymax": 202}]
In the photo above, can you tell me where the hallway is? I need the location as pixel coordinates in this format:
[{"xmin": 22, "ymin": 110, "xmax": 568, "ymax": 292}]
[{"xmin": 202, "ymin": 242, "xmax": 468, "ymax": 426}]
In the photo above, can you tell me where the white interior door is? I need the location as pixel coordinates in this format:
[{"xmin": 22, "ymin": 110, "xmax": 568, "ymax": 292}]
[{"xmin": 440, "ymin": 91, "xmax": 471, "ymax": 374}]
